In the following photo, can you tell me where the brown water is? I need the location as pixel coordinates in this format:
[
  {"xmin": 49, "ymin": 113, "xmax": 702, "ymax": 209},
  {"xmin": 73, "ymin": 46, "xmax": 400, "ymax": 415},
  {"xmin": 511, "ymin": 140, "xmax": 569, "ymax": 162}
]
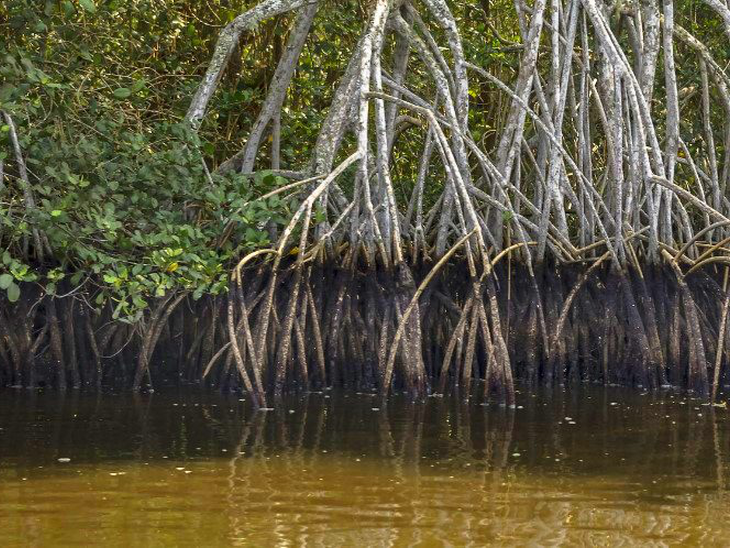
[{"xmin": 1, "ymin": 387, "xmax": 729, "ymax": 547}]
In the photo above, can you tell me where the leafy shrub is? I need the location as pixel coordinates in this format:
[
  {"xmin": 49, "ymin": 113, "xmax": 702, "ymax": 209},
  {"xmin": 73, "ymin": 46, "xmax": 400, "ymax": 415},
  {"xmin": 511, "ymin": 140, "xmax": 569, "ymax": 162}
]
[{"xmin": 1, "ymin": 116, "xmax": 297, "ymax": 320}]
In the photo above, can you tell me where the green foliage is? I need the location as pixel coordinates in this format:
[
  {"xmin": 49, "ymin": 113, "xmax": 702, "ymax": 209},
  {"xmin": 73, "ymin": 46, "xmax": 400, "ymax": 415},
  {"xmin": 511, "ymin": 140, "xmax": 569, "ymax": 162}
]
[
  {"xmin": 0, "ymin": 0, "xmax": 326, "ymax": 319},
  {"xmin": 0, "ymin": 114, "xmax": 297, "ymax": 320},
  {"xmin": 0, "ymin": 250, "xmax": 35, "ymax": 303}
]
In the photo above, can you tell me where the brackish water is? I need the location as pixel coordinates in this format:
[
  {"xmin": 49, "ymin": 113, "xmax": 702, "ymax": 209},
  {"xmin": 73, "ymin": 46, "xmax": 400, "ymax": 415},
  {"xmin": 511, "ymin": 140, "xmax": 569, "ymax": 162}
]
[{"xmin": 1, "ymin": 387, "xmax": 729, "ymax": 547}]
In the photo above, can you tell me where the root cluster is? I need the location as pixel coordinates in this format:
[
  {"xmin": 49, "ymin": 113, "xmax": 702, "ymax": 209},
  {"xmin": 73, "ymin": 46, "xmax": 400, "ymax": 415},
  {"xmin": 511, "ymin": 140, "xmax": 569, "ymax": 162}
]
[{"xmin": 2, "ymin": 258, "xmax": 728, "ymax": 404}]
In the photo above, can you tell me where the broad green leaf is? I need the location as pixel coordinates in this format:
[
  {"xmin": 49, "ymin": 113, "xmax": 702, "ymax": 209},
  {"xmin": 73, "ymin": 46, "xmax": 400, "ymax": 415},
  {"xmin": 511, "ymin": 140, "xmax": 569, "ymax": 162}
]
[
  {"xmin": 113, "ymin": 88, "xmax": 132, "ymax": 99},
  {"xmin": 61, "ymin": 0, "xmax": 75, "ymax": 16},
  {"xmin": 0, "ymin": 273, "xmax": 12, "ymax": 290},
  {"xmin": 7, "ymin": 282, "xmax": 20, "ymax": 303},
  {"xmin": 130, "ymin": 79, "xmax": 147, "ymax": 93},
  {"xmin": 79, "ymin": 0, "xmax": 96, "ymax": 13}
]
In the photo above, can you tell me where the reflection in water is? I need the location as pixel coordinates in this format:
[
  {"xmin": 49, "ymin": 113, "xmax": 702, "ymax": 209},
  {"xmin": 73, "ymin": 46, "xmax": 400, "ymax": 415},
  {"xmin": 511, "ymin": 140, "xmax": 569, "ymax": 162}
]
[{"xmin": 0, "ymin": 387, "xmax": 729, "ymax": 546}]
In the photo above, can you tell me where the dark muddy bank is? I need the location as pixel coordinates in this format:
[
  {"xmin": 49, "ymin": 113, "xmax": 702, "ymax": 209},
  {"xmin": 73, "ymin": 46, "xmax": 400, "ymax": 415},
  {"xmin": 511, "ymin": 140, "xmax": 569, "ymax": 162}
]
[{"xmin": 1, "ymin": 260, "xmax": 728, "ymax": 402}]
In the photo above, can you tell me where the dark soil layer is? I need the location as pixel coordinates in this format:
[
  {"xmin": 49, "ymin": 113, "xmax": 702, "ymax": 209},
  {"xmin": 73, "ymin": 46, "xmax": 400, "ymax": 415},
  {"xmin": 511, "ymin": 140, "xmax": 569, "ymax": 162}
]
[{"xmin": 1, "ymin": 260, "xmax": 728, "ymax": 403}]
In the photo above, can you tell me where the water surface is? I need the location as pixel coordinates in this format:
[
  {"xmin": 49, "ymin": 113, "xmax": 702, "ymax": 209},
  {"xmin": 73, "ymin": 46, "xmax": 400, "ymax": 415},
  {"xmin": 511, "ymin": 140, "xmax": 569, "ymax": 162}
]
[{"xmin": 1, "ymin": 387, "xmax": 729, "ymax": 546}]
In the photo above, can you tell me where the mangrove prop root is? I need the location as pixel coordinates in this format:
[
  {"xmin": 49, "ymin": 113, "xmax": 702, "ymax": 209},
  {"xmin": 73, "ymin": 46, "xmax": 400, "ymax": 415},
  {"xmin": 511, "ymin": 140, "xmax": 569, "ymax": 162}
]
[{"xmin": 3, "ymin": 259, "xmax": 730, "ymax": 402}]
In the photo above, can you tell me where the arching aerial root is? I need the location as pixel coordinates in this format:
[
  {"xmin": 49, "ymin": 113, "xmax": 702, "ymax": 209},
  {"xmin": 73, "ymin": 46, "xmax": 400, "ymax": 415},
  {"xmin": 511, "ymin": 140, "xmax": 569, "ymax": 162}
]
[{"xmin": 2, "ymin": 256, "xmax": 730, "ymax": 403}]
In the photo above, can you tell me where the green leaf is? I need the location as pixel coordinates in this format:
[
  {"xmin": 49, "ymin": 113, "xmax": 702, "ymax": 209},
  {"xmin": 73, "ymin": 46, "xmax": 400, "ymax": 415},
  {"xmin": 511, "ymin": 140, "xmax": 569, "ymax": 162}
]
[
  {"xmin": 78, "ymin": 48, "xmax": 93, "ymax": 62},
  {"xmin": 0, "ymin": 273, "xmax": 12, "ymax": 290},
  {"xmin": 113, "ymin": 88, "xmax": 131, "ymax": 99},
  {"xmin": 130, "ymin": 79, "xmax": 147, "ymax": 93},
  {"xmin": 0, "ymin": 85, "xmax": 16, "ymax": 103},
  {"xmin": 61, "ymin": 0, "xmax": 75, "ymax": 16},
  {"xmin": 79, "ymin": 0, "xmax": 96, "ymax": 13},
  {"xmin": 51, "ymin": 210, "xmax": 63, "ymax": 217},
  {"xmin": 7, "ymin": 282, "xmax": 20, "ymax": 303}
]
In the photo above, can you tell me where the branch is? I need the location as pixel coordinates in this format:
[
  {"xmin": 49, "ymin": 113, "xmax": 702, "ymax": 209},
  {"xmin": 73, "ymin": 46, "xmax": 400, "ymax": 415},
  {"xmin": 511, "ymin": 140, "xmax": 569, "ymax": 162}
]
[{"xmin": 185, "ymin": 0, "xmax": 310, "ymax": 128}]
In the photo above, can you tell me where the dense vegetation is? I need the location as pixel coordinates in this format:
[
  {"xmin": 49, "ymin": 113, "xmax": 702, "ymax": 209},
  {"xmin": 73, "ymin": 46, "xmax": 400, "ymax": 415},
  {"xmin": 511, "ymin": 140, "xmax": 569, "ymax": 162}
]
[
  {"xmin": 0, "ymin": 0, "xmax": 367, "ymax": 320},
  {"xmin": 2, "ymin": 0, "xmax": 730, "ymax": 402}
]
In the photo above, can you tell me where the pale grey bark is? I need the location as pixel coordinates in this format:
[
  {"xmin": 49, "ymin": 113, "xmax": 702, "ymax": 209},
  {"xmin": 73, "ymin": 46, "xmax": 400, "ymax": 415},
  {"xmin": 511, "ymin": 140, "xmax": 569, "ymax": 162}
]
[
  {"xmin": 185, "ymin": 0, "xmax": 309, "ymax": 127},
  {"xmin": 388, "ymin": 11, "xmax": 472, "ymax": 255},
  {"xmin": 662, "ymin": 0, "xmax": 679, "ymax": 188},
  {"xmin": 536, "ymin": 0, "xmax": 579, "ymax": 259},
  {"xmin": 701, "ymin": 61, "xmax": 722, "ymax": 212},
  {"xmin": 182, "ymin": 0, "xmax": 730, "ymax": 275},
  {"xmin": 496, "ymin": 0, "xmax": 547, "ymax": 182},
  {"xmin": 385, "ymin": 9, "xmax": 412, "ymax": 155},
  {"xmin": 311, "ymin": 37, "xmax": 364, "ymax": 175},
  {"xmin": 703, "ymin": 0, "xmax": 730, "ymax": 41},
  {"xmin": 238, "ymin": 3, "xmax": 319, "ymax": 173},
  {"xmin": 355, "ymin": 0, "xmax": 393, "ymax": 264},
  {"xmin": 419, "ymin": 0, "xmax": 470, "ymax": 127},
  {"xmin": 639, "ymin": 0, "xmax": 661, "ymax": 102},
  {"xmin": 2, "ymin": 111, "xmax": 44, "ymax": 258}
]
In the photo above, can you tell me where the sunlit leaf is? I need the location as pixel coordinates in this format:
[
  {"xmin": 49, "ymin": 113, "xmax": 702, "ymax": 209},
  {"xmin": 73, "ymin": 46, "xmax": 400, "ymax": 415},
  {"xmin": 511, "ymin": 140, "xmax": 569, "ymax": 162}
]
[
  {"xmin": 79, "ymin": 0, "xmax": 96, "ymax": 13},
  {"xmin": 113, "ymin": 88, "xmax": 132, "ymax": 99}
]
